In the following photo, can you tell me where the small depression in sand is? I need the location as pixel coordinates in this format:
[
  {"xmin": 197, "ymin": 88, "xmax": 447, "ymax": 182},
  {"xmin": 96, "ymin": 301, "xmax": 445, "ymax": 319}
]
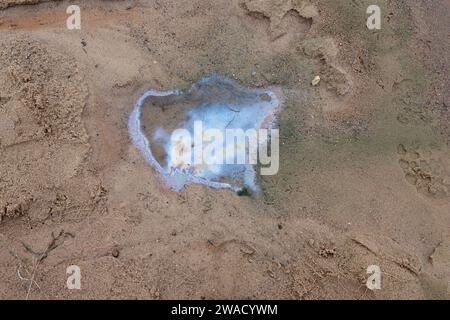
[{"xmin": 129, "ymin": 75, "xmax": 280, "ymax": 194}]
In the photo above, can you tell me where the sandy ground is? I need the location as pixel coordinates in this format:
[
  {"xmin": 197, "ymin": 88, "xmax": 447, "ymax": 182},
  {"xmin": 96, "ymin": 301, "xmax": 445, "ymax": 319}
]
[{"xmin": 0, "ymin": 0, "xmax": 449, "ymax": 299}]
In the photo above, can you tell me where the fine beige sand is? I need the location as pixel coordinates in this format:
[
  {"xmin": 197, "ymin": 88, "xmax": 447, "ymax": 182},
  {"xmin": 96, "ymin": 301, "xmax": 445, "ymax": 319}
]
[{"xmin": 0, "ymin": 0, "xmax": 449, "ymax": 299}]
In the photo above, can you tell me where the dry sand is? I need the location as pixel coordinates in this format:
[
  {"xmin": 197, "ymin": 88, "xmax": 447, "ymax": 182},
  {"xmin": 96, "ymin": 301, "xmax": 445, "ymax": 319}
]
[{"xmin": 0, "ymin": 0, "xmax": 449, "ymax": 299}]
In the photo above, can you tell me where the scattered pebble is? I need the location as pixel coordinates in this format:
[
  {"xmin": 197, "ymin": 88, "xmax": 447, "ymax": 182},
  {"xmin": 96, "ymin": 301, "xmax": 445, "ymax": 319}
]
[
  {"xmin": 112, "ymin": 248, "xmax": 120, "ymax": 258},
  {"xmin": 311, "ymin": 75, "xmax": 321, "ymax": 86}
]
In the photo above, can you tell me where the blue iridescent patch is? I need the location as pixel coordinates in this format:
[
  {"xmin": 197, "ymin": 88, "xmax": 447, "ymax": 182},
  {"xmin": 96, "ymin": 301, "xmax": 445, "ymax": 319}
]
[{"xmin": 129, "ymin": 75, "xmax": 280, "ymax": 194}]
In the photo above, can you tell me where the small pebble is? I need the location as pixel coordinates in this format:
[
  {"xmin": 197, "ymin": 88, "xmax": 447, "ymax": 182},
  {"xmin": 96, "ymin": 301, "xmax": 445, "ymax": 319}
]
[
  {"xmin": 311, "ymin": 75, "xmax": 321, "ymax": 86},
  {"xmin": 112, "ymin": 248, "xmax": 120, "ymax": 258}
]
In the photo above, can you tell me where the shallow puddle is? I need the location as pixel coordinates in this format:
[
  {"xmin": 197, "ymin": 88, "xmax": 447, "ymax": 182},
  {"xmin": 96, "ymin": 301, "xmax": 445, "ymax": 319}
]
[{"xmin": 129, "ymin": 75, "xmax": 280, "ymax": 194}]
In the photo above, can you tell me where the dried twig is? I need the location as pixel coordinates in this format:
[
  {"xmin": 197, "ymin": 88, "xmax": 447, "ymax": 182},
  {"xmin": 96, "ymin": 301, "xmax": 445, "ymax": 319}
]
[
  {"xmin": 9, "ymin": 251, "xmax": 41, "ymax": 298},
  {"xmin": 12, "ymin": 229, "xmax": 75, "ymax": 299},
  {"xmin": 21, "ymin": 229, "xmax": 74, "ymax": 263},
  {"xmin": 26, "ymin": 257, "xmax": 39, "ymax": 300}
]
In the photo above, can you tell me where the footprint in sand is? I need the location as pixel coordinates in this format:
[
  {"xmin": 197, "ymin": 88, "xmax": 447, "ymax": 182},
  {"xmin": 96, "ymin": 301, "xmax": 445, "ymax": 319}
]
[
  {"xmin": 397, "ymin": 143, "xmax": 450, "ymax": 201},
  {"xmin": 241, "ymin": 0, "xmax": 317, "ymax": 41}
]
